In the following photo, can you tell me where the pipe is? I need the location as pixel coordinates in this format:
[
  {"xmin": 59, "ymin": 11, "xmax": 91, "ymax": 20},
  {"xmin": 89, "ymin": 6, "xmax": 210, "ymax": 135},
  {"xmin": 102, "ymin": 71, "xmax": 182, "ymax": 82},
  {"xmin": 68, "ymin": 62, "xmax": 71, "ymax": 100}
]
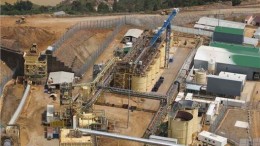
[
  {"xmin": 8, "ymin": 85, "xmax": 31, "ymax": 125},
  {"xmin": 78, "ymin": 128, "xmax": 183, "ymax": 146}
]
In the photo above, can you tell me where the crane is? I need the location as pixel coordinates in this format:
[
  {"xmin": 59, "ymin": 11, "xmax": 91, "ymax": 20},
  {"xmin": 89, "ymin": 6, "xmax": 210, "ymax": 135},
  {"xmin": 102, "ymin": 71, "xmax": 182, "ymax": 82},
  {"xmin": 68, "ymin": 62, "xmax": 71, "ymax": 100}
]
[
  {"xmin": 134, "ymin": 8, "xmax": 179, "ymax": 68},
  {"xmin": 150, "ymin": 8, "xmax": 179, "ymax": 68}
]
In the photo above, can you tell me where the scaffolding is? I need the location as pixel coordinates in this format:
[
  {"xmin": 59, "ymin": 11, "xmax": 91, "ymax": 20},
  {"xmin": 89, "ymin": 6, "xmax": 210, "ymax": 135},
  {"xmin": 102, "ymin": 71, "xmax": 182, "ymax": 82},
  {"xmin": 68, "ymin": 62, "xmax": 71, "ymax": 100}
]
[{"xmin": 23, "ymin": 43, "xmax": 47, "ymax": 84}]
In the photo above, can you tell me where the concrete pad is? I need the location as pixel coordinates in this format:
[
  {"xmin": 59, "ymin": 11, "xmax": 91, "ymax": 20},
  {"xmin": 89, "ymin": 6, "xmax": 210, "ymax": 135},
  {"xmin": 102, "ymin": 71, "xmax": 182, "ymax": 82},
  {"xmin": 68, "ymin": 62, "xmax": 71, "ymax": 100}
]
[{"xmin": 234, "ymin": 121, "xmax": 249, "ymax": 128}]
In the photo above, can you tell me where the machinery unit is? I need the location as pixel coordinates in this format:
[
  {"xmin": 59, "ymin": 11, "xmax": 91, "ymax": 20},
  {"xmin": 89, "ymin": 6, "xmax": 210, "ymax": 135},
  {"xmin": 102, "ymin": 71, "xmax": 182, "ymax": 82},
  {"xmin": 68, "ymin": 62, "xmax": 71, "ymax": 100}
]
[
  {"xmin": 24, "ymin": 43, "xmax": 47, "ymax": 84},
  {"xmin": 198, "ymin": 131, "xmax": 227, "ymax": 146},
  {"xmin": 59, "ymin": 129, "xmax": 92, "ymax": 146}
]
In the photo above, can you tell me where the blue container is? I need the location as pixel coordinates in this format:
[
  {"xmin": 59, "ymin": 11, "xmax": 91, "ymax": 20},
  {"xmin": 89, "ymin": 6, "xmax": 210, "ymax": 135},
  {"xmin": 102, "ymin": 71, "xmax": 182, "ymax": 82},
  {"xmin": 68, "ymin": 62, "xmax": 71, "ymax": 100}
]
[{"xmin": 53, "ymin": 133, "xmax": 59, "ymax": 139}]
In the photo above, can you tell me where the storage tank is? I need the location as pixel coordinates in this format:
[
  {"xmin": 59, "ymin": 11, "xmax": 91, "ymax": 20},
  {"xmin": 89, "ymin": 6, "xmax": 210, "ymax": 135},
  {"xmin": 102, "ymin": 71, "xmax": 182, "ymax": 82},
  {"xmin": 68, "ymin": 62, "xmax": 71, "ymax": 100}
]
[
  {"xmin": 155, "ymin": 55, "xmax": 160, "ymax": 74},
  {"xmin": 185, "ymin": 108, "xmax": 199, "ymax": 133},
  {"xmin": 146, "ymin": 67, "xmax": 152, "ymax": 88},
  {"xmin": 168, "ymin": 111, "xmax": 193, "ymax": 145},
  {"xmin": 81, "ymin": 86, "xmax": 91, "ymax": 100},
  {"xmin": 208, "ymin": 59, "xmax": 216, "ymax": 74},
  {"xmin": 177, "ymin": 100, "xmax": 200, "ymax": 134},
  {"xmin": 131, "ymin": 75, "xmax": 147, "ymax": 92},
  {"xmin": 195, "ymin": 69, "xmax": 207, "ymax": 85},
  {"xmin": 160, "ymin": 45, "xmax": 166, "ymax": 68},
  {"xmin": 150, "ymin": 61, "xmax": 156, "ymax": 81}
]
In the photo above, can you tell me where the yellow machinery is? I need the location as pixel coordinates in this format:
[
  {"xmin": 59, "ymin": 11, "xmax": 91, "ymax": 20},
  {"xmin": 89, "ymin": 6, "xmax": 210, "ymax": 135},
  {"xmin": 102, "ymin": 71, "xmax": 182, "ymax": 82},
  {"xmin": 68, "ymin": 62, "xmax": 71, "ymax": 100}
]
[
  {"xmin": 24, "ymin": 43, "xmax": 47, "ymax": 84},
  {"xmin": 16, "ymin": 16, "xmax": 26, "ymax": 24}
]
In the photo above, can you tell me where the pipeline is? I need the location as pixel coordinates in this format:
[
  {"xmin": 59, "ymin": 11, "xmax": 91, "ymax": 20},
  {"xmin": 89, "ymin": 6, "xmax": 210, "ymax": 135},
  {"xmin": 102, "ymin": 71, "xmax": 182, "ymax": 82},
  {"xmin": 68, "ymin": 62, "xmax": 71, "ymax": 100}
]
[
  {"xmin": 8, "ymin": 84, "xmax": 31, "ymax": 125},
  {"xmin": 79, "ymin": 128, "xmax": 183, "ymax": 146}
]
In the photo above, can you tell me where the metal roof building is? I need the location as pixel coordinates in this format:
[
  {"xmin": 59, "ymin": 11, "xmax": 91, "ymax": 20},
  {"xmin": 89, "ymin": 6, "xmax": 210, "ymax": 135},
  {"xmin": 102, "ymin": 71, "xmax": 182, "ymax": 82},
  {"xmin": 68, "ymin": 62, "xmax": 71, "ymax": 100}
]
[
  {"xmin": 123, "ymin": 29, "xmax": 143, "ymax": 43},
  {"xmin": 213, "ymin": 26, "xmax": 244, "ymax": 44},
  {"xmin": 47, "ymin": 71, "xmax": 74, "ymax": 85},
  {"xmin": 124, "ymin": 29, "xmax": 143, "ymax": 38},
  {"xmin": 194, "ymin": 17, "xmax": 246, "ymax": 31},
  {"xmin": 194, "ymin": 43, "xmax": 260, "ymax": 80}
]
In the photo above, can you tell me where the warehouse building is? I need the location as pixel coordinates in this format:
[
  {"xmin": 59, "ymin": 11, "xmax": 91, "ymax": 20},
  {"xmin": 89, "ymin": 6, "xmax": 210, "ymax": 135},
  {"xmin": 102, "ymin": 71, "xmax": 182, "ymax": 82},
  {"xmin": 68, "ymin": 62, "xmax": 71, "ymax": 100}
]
[
  {"xmin": 194, "ymin": 17, "xmax": 246, "ymax": 31},
  {"xmin": 213, "ymin": 26, "xmax": 244, "ymax": 44},
  {"xmin": 207, "ymin": 72, "xmax": 247, "ymax": 96},
  {"xmin": 194, "ymin": 43, "xmax": 260, "ymax": 80}
]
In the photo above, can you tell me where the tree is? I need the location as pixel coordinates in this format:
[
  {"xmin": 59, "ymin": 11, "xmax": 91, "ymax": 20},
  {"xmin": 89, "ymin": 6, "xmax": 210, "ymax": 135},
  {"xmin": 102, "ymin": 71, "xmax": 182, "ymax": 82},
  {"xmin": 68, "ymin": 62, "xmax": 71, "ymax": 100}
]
[
  {"xmin": 85, "ymin": 3, "xmax": 94, "ymax": 12},
  {"xmin": 71, "ymin": 1, "xmax": 82, "ymax": 11},
  {"xmin": 112, "ymin": 0, "xmax": 118, "ymax": 12},
  {"xmin": 14, "ymin": 1, "xmax": 33, "ymax": 11},
  {"xmin": 98, "ymin": 2, "xmax": 109, "ymax": 13},
  {"xmin": 232, "ymin": 0, "xmax": 241, "ymax": 6}
]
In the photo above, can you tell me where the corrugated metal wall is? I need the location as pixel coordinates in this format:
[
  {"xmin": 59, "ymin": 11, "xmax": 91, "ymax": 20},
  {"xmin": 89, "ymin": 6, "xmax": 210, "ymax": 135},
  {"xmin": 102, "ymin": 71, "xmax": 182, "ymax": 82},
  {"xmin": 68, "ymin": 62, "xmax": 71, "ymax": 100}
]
[
  {"xmin": 207, "ymin": 76, "xmax": 243, "ymax": 96},
  {"xmin": 213, "ymin": 32, "xmax": 243, "ymax": 44}
]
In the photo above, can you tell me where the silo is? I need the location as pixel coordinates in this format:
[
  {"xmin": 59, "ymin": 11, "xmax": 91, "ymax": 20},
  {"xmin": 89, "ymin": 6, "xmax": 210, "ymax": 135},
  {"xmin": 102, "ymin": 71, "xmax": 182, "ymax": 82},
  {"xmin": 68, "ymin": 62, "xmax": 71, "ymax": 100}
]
[
  {"xmin": 169, "ymin": 111, "xmax": 193, "ymax": 145},
  {"xmin": 185, "ymin": 108, "xmax": 199, "ymax": 133},
  {"xmin": 81, "ymin": 86, "xmax": 91, "ymax": 100},
  {"xmin": 208, "ymin": 58, "xmax": 216, "ymax": 74},
  {"xmin": 150, "ymin": 61, "xmax": 156, "ymax": 81},
  {"xmin": 146, "ymin": 67, "xmax": 152, "ymax": 88},
  {"xmin": 195, "ymin": 69, "xmax": 207, "ymax": 85},
  {"xmin": 160, "ymin": 45, "xmax": 165, "ymax": 68},
  {"xmin": 155, "ymin": 55, "xmax": 160, "ymax": 74},
  {"xmin": 131, "ymin": 75, "xmax": 147, "ymax": 92}
]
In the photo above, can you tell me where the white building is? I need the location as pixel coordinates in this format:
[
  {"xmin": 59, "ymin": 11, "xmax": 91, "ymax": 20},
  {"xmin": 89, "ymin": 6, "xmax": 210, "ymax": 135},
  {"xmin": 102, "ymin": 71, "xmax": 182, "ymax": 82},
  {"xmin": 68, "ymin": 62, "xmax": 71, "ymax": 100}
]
[
  {"xmin": 254, "ymin": 27, "xmax": 260, "ymax": 40},
  {"xmin": 123, "ymin": 29, "xmax": 143, "ymax": 43},
  {"xmin": 198, "ymin": 131, "xmax": 227, "ymax": 146}
]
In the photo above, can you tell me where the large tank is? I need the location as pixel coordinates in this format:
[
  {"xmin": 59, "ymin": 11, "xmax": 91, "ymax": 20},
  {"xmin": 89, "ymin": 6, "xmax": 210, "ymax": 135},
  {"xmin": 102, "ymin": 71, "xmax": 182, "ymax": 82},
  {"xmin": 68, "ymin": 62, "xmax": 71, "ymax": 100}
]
[
  {"xmin": 146, "ymin": 67, "xmax": 152, "ymax": 88},
  {"xmin": 208, "ymin": 58, "xmax": 216, "ymax": 74},
  {"xmin": 185, "ymin": 108, "xmax": 199, "ymax": 134},
  {"xmin": 131, "ymin": 75, "xmax": 147, "ymax": 92},
  {"xmin": 169, "ymin": 111, "xmax": 193, "ymax": 145},
  {"xmin": 160, "ymin": 44, "xmax": 166, "ymax": 68},
  {"xmin": 81, "ymin": 86, "xmax": 91, "ymax": 100},
  {"xmin": 155, "ymin": 55, "xmax": 160, "ymax": 74},
  {"xmin": 195, "ymin": 69, "xmax": 207, "ymax": 85},
  {"xmin": 150, "ymin": 61, "xmax": 156, "ymax": 81}
]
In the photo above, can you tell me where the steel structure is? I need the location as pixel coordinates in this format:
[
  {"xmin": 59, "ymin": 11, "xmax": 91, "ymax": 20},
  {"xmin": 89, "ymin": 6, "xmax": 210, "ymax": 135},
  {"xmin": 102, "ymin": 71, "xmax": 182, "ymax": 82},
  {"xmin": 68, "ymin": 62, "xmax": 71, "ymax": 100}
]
[
  {"xmin": 135, "ymin": 8, "xmax": 179, "ymax": 69},
  {"xmin": 79, "ymin": 128, "xmax": 183, "ymax": 146},
  {"xmin": 24, "ymin": 44, "xmax": 47, "ymax": 84}
]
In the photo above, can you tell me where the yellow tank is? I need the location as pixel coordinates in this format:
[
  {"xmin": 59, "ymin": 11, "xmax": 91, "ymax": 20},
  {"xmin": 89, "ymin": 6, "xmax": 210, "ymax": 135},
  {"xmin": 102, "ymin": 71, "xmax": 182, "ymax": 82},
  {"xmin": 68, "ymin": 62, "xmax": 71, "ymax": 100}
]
[
  {"xmin": 195, "ymin": 69, "xmax": 207, "ymax": 85},
  {"xmin": 155, "ymin": 55, "xmax": 160, "ymax": 74},
  {"xmin": 168, "ymin": 111, "xmax": 193, "ymax": 145},
  {"xmin": 131, "ymin": 75, "xmax": 147, "ymax": 92},
  {"xmin": 160, "ymin": 45, "xmax": 165, "ymax": 68},
  {"xmin": 146, "ymin": 67, "xmax": 152, "ymax": 88},
  {"xmin": 81, "ymin": 86, "xmax": 91, "ymax": 100},
  {"xmin": 184, "ymin": 108, "xmax": 199, "ymax": 134},
  {"xmin": 150, "ymin": 61, "xmax": 156, "ymax": 81}
]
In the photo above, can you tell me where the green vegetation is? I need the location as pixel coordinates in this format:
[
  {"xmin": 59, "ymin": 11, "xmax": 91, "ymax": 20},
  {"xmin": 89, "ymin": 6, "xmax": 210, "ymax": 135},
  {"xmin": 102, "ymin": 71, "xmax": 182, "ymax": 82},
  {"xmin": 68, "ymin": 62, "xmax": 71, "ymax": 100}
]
[{"xmin": 1, "ymin": 0, "xmax": 241, "ymax": 15}]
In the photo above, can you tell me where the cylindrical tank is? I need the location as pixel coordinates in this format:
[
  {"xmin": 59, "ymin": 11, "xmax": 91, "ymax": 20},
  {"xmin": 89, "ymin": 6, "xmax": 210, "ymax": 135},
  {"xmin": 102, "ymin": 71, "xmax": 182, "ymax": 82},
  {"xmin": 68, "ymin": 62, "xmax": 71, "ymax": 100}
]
[
  {"xmin": 195, "ymin": 69, "xmax": 207, "ymax": 85},
  {"xmin": 81, "ymin": 86, "xmax": 91, "ymax": 100},
  {"xmin": 208, "ymin": 58, "xmax": 216, "ymax": 74},
  {"xmin": 160, "ymin": 45, "xmax": 166, "ymax": 68},
  {"xmin": 150, "ymin": 61, "xmax": 156, "ymax": 81},
  {"xmin": 131, "ymin": 75, "xmax": 147, "ymax": 92},
  {"xmin": 155, "ymin": 55, "xmax": 160, "ymax": 74},
  {"xmin": 146, "ymin": 67, "xmax": 152, "ymax": 88},
  {"xmin": 169, "ymin": 111, "xmax": 193, "ymax": 145},
  {"xmin": 185, "ymin": 108, "xmax": 199, "ymax": 134}
]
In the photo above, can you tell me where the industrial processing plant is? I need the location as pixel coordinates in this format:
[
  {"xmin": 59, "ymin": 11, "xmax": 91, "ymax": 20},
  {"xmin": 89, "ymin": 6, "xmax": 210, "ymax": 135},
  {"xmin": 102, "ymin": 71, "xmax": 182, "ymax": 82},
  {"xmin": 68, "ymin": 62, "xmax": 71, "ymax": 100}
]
[{"xmin": 1, "ymin": 1, "xmax": 260, "ymax": 146}]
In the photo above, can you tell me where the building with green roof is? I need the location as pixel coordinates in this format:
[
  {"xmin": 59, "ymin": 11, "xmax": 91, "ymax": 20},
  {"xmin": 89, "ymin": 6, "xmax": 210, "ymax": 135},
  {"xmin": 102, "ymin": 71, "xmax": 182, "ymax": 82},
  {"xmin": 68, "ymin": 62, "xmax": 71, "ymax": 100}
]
[
  {"xmin": 213, "ymin": 26, "xmax": 244, "ymax": 45},
  {"xmin": 194, "ymin": 43, "xmax": 260, "ymax": 80}
]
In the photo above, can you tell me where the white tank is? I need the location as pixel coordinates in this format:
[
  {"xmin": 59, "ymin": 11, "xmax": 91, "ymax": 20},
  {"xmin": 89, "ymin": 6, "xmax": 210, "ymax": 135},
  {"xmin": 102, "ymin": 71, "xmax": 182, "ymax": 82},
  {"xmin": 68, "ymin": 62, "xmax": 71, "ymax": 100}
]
[
  {"xmin": 208, "ymin": 58, "xmax": 216, "ymax": 74},
  {"xmin": 195, "ymin": 69, "xmax": 207, "ymax": 85}
]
